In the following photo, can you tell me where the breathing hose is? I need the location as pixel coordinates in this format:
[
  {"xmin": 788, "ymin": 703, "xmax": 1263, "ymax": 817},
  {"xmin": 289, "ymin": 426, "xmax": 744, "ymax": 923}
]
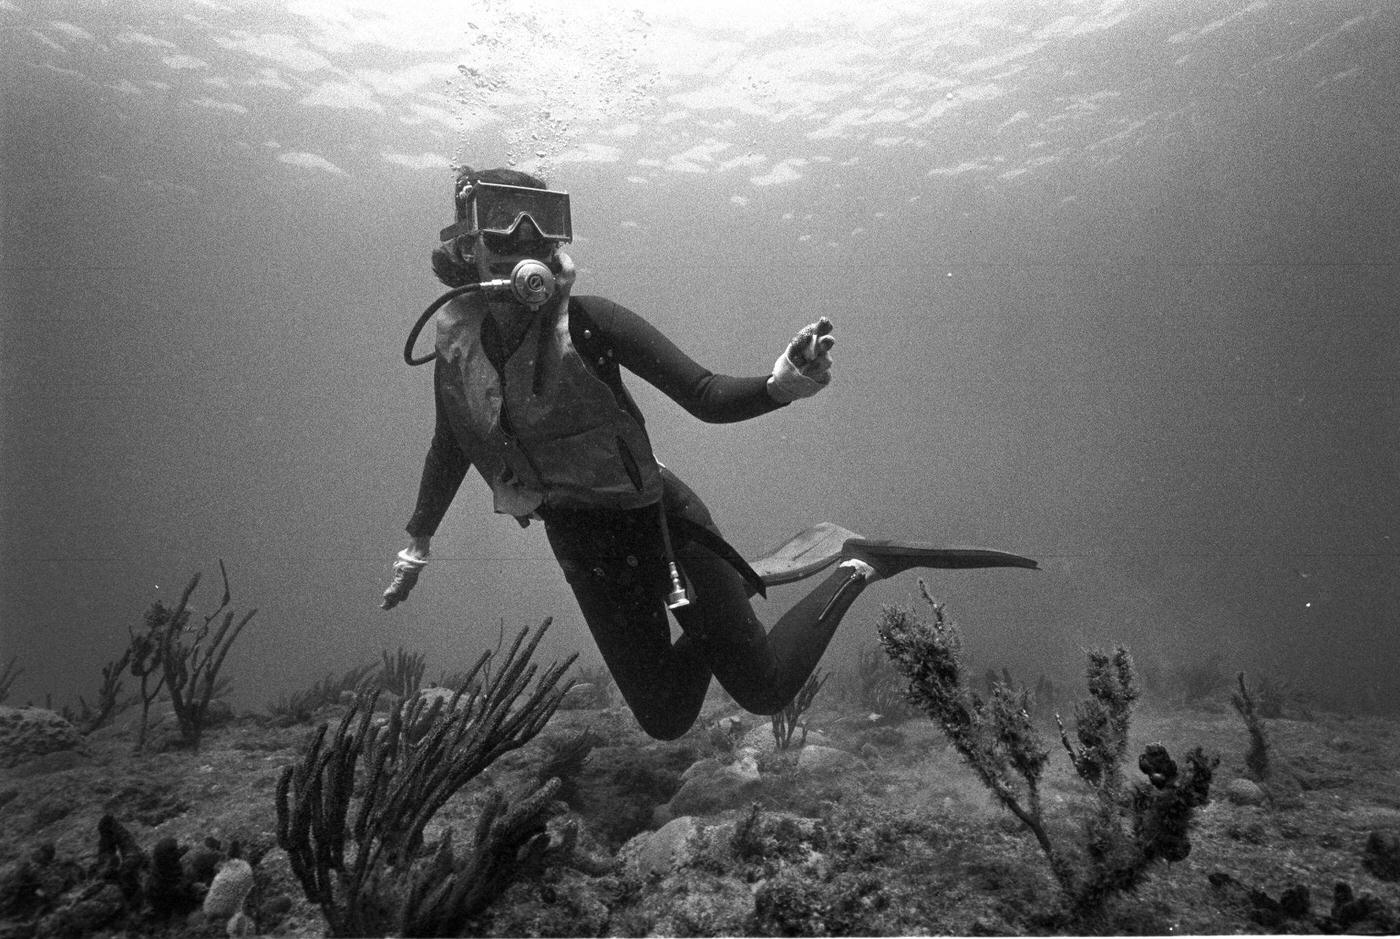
[
  {"xmin": 402, "ymin": 258, "xmax": 559, "ymax": 367},
  {"xmin": 403, "ymin": 284, "xmax": 478, "ymax": 366}
]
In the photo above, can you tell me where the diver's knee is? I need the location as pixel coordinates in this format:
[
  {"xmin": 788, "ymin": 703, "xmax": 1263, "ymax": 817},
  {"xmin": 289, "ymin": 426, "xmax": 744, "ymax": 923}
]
[
  {"xmin": 727, "ymin": 689, "xmax": 787, "ymax": 716},
  {"xmin": 635, "ymin": 713, "xmax": 694, "ymax": 741}
]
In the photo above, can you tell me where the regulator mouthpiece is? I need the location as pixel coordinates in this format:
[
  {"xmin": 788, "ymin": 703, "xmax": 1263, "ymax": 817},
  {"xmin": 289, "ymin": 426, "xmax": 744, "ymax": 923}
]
[{"xmin": 482, "ymin": 258, "xmax": 556, "ymax": 309}]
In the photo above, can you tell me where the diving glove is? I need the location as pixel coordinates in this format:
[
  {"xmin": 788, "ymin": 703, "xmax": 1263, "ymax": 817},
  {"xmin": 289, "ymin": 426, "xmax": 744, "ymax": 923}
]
[
  {"xmin": 768, "ymin": 317, "xmax": 835, "ymax": 403},
  {"xmin": 381, "ymin": 549, "xmax": 428, "ymax": 610}
]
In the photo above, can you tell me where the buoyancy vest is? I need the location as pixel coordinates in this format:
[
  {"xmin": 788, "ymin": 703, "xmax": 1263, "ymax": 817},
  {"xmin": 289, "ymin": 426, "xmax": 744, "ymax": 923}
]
[{"xmin": 434, "ymin": 289, "xmax": 665, "ymax": 519}]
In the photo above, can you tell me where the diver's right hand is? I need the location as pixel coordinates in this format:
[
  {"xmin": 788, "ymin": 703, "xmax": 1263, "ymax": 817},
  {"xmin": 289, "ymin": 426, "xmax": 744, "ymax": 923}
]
[{"xmin": 381, "ymin": 547, "xmax": 429, "ymax": 610}]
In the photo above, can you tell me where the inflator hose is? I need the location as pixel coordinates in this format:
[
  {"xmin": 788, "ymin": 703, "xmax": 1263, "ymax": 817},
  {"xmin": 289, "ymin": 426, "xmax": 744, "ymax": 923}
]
[{"xmin": 403, "ymin": 283, "xmax": 481, "ymax": 366}]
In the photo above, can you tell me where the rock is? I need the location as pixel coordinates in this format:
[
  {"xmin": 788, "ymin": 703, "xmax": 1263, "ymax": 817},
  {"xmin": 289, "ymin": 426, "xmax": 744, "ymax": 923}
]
[
  {"xmin": 9, "ymin": 750, "xmax": 89, "ymax": 778},
  {"xmin": 203, "ymin": 858, "xmax": 254, "ymax": 918},
  {"xmin": 666, "ymin": 750, "xmax": 762, "ymax": 817},
  {"xmin": 35, "ymin": 883, "xmax": 125, "ymax": 936},
  {"xmin": 740, "ymin": 722, "xmax": 832, "ymax": 753},
  {"xmin": 620, "ymin": 816, "xmax": 700, "ymax": 878},
  {"xmin": 252, "ymin": 847, "xmax": 295, "ymax": 892},
  {"xmin": 0, "ymin": 707, "xmax": 85, "ymax": 769},
  {"xmin": 795, "ymin": 744, "xmax": 866, "ymax": 773},
  {"xmin": 1226, "ymin": 778, "xmax": 1266, "ymax": 806}
]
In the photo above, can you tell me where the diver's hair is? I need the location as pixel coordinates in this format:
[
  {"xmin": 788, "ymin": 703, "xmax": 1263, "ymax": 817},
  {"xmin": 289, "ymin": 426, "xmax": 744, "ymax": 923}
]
[{"xmin": 431, "ymin": 165, "xmax": 550, "ymax": 287}]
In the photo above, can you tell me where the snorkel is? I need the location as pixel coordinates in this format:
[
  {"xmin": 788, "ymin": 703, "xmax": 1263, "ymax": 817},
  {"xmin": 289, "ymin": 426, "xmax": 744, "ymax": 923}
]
[{"xmin": 403, "ymin": 179, "xmax": 574, "ymax": 366}]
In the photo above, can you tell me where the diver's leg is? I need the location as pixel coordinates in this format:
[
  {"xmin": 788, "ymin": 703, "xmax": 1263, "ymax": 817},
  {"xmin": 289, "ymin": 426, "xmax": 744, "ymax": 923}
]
[
  {"xmin": 663, "ymin": 472, "xmax": 871, "ymax": 714},
  {"xmin": 673, "ymin": 540, "xmax": 869, "ymax": 715},
  {"xmin": 545, "ymin": 515, "xmax": 711, "ymax": 741}
]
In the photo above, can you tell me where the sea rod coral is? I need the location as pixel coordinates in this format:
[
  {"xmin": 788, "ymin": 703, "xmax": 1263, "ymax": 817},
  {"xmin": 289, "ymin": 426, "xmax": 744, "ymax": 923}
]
[
  {"xmin": 275, "ymin": 618, "xmax": 577, "ymax": 937},
  {"xmin": 142, "ymin": 560, "xmax": 255, "ymax": 749},
  {"xmin": 877, "ymin": 582, "xmax": 1217, "ymax": 917}
]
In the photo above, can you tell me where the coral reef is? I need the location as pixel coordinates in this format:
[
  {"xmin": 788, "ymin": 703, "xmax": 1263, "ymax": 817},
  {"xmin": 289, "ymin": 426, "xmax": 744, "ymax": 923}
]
[
  {"xmin": 0, "ymin": 814, "xmax": 254, "ymax": 936},
  {"xmin": 274, "ymin": 618, "xmax": 577, "ymax": 937},
  {"xmin": 3, "ymin": 651, "xmax": 1399, "ymax": 936},
  {"xmin": 877, "ymin": 582, "xmax": 1218, "ymax": 918}
]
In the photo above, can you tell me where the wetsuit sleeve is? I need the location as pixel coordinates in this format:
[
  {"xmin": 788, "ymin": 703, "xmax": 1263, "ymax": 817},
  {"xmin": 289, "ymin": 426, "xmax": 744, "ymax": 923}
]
[
  {"xmin": 405, "ymin": 359, "xmax": 472, "ymax": 537},
  {"xmin": 574, "ymin": 296, "xmax": 785, "ymax": 423}
]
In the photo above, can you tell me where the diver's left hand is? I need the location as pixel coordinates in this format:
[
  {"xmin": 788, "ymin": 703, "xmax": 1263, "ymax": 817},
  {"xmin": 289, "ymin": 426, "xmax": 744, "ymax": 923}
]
[{"xmin": 767, "ymin": 317, "xmax": 835, "ymax": 403}]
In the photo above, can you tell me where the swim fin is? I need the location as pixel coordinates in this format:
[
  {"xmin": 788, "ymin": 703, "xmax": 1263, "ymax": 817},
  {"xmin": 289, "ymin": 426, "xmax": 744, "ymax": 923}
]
[
  {"xmin": 842, "ymin": 538, "xmax": 1039, "ymax": 578},
  {"xmin": 750, "ymin": 522, "xmax": 866, "ymax": 587}
]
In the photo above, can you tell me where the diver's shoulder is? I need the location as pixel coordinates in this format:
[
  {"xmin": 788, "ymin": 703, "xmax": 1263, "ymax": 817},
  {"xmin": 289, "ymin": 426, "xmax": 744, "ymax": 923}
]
[
  {"xmin": 570, "ymin": 294, "xmax": 626, "ymax": 316},
  {"xmin": 570, "ymin": 295, "xmax": 650, "ymax": 332}
]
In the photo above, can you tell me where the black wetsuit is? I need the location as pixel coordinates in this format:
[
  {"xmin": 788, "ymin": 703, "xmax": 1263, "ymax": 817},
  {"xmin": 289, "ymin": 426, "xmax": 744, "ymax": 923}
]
[{"xmin": 406, "ymin": 296, "xmax": 866, "ymax": 739}]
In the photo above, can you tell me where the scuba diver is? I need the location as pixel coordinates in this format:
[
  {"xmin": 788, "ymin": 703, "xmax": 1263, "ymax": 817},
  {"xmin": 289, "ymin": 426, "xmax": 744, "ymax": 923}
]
[{"xmin": 383, "ymin": 166, "xmax": 1037, "ymax": 740}]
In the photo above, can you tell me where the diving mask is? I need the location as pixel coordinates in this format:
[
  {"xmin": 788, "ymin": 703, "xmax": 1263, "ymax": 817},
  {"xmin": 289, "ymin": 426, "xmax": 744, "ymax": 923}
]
[{"xmin": 439, "ymin": 182, "xmax": 573, "ymax": 244}]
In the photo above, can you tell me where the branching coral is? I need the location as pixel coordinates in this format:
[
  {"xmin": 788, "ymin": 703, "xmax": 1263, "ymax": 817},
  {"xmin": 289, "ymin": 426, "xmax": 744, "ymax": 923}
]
[
  {"xmin": 535, "ymin": 727, "xmax": 605, "ymax": 804},
  {"xmin": 0, "ymin": 656, "xmax": 23, "ymax": 705},
  {"xmin": 1231, "ymin": 671, "xmax": 1270, "ymax": 782},
  {"xmin": 878, "ymin": 591, "xmax": 1058, "ymax": 866},
  {"xmin": 266, "ymin": 662, "xmax": 378, "ymax": 726},
  {"xmin": 851, "ymin": 646, "xmax": 920, "ymax": 721},
  {"xmin": 63, "ymin": 650, "xmax": 135, "ymax": 736},
  {"xmin": 146, "ymin": 561, "xmax": 255, "ymax": 748},
  {"xmin": 376, "ymin": 647, "xmax": 427, "ymax": 699},
  {"xmin": 771, "ymin": 667, "xmax": 828, "ymax": 750},
  {"xmin": 127, "ymin": 613, "xmax": 168, "ymax": 751},
  {"xmin": 275, "ymin": 618, "xmax": 577, "ymax": 937},
  {"xmin": 878, "ymin": 582, "xmax": 1217, "ymax": 917}
]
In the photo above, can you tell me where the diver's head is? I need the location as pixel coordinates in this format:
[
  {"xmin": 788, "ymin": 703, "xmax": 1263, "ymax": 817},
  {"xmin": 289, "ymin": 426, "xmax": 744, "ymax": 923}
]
[{"xmin": 431, "ymin": 166, "xmax": 572, "ymax": 308}]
